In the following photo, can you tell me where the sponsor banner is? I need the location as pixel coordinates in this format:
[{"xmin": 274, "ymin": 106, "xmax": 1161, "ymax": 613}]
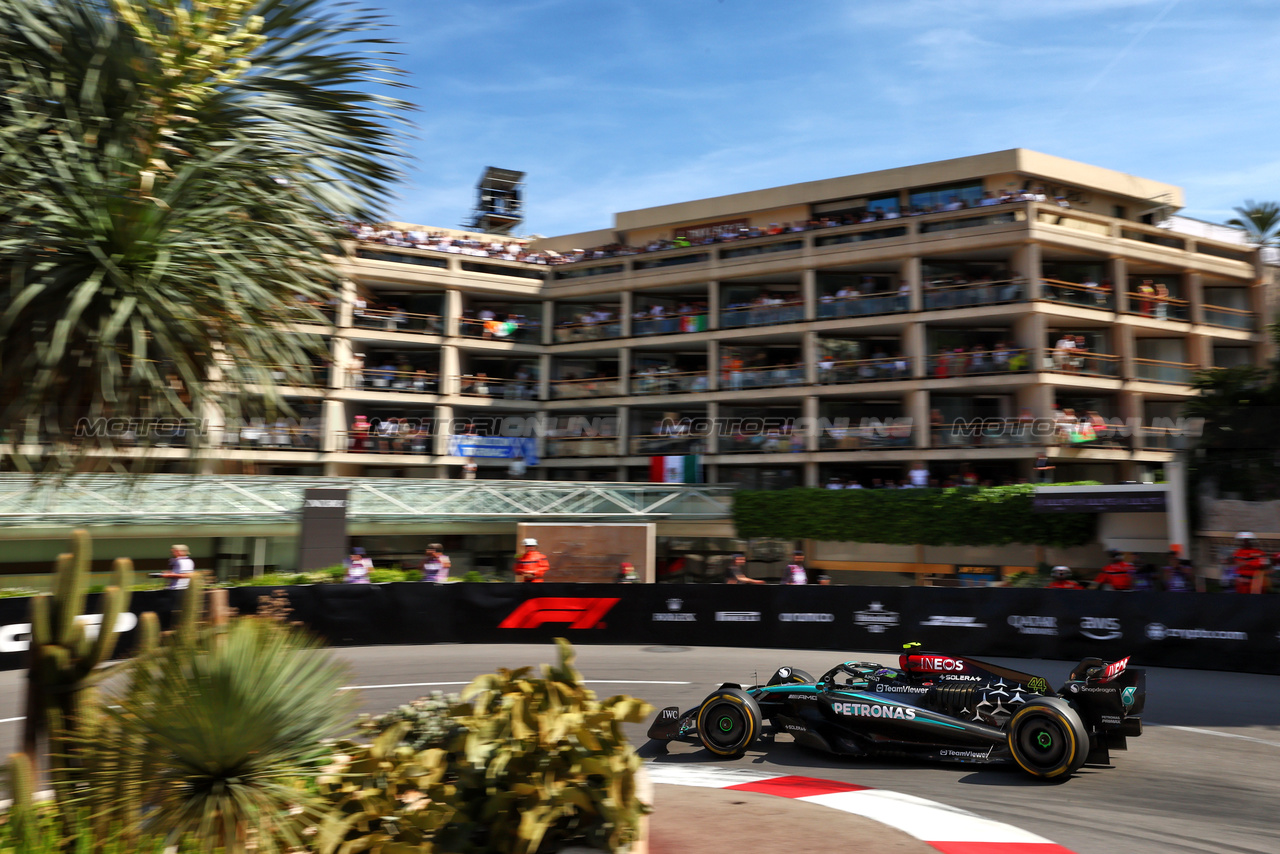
[
  {"xmin": 2, "ymin": 583, "xmax": 1279, "ymax": 674},
  {"xmin": 447, "ymin": 435, "xmax": 539, "ymax": 465}
]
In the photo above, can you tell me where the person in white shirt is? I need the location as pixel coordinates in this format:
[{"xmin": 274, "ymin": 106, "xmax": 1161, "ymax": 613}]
[
  {"xmin": 345, "ymin": 547, "xmax": 373, "ymax": 583},
  {"xmin": 1054, "ymin": 335, "xmax": 1077, "ymax": 371},
  {"xmin": 162, "ymin": 544, "xmax": 195, "ymax": 590},
  {"xmin": 908, "ymin": 462, "xmax": 930, "ymax": 488}
]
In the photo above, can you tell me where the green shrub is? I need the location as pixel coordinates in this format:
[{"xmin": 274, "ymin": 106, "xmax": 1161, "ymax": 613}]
[
  {"xmin": 0, "ymin": 587, "xmax": 41, "ymax": 599},
  {"xmin": 358, "ymin": 691, "xmax": 464, "ymax": 752},
  {"xmin": 368, "ymin": 568, "xmax": 406, "ymax": 584},
  {"xmin": 460, "ymin": 570, "xmax": 487, "ymax": 583},
  {"xmin": 317, "ymin": 639, "xmax": 653, "ymax": 854},
  {"xmin": 732, "ymin": 484, "xmax": 1097, "ymax": 548}
]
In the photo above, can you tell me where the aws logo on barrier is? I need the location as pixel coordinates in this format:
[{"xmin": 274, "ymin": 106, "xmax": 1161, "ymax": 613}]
[{"xmin": 498, "ymin": 598, "xmax": 620, "ymax": 630}]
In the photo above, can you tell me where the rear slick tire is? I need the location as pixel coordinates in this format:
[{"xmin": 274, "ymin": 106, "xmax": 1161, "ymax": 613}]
[
  {"xmin": 1007, "ymin": 699, "xmax": 1089, "ymax": 780},
  {"xmin": 696, "ymin": 687, "xmax": 762, "ymax": 757}
]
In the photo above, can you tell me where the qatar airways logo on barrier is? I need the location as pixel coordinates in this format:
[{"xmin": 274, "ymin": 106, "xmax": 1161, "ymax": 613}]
[{"xmin": 497, "ymin": 598, "xmax": 619, "ymax": 630}]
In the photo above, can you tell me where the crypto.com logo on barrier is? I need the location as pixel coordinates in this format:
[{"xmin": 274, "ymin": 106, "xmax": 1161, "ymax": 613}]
[{"xmin": 497, "ymin": 598, "xmax": 620, "ymax": 630}]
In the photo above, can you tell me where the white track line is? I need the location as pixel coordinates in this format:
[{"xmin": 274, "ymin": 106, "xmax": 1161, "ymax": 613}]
[
  {"xmin": 1157, "ymin": 724, "xmax": 1280, "ymax": 749},
  {"xmin": 0, "ymin": 716, "xmax": 23, "ymax": 724}
]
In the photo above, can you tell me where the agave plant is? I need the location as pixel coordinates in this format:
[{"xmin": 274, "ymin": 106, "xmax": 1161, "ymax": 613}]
[
  {"xmin": 85, "ymin": 617, "xmax": 355, "ymax": 854},
  {"xmin": 0, "ymin": 0, "xmax": 409, "ymax": 467}
]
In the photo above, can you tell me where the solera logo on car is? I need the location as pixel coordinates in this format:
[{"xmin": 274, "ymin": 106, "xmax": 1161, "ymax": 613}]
[
  {"xmin": 1080, "ymin": 616, "xmax": 1122, "ymax": 640},
  {"xmin": 909, "ymin": 655, "xmax": 966, "ymax": 673},
  {"xmin": 498, "ymin": 597, "xmax": 620, "ymax": 630},
  {"xmin": 0, "ymin": 612, "xmax": 138, "ymax": 654}
]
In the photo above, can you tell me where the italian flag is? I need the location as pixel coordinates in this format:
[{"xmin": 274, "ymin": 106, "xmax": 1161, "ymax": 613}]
[{"xmin": 650, "ymin": 455, "xmax": 702, "ymax": 483}]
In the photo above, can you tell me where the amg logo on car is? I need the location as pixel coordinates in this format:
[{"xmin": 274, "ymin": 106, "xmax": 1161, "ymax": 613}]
[
  {"xmin": 832, "ymin": 702, "xmax": 916, "ymax": 720},
  {"xmin": 498, "ymin": 598, "xmax": 620, "ymax": 630},
  {"xmin": 787, "ymin": 694, "xmax": 818, "ymax": 701},
  {"xmin": 909, "ymin": 655, "xmax": 967, "ymax": 673},
  {"xmin": 1080, "ymin": 616, "xmax": 1122, "ymax": 641}
]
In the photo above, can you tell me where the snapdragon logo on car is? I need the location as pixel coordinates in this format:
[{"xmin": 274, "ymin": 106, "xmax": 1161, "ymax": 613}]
[{"xmin": 832, "ymin": 701, "xmax": 916, "ymax": 720}]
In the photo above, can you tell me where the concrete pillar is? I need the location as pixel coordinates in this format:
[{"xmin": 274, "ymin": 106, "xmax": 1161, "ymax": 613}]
[
  {"xmin": 1013, "ymin": 312, "xmax": 1047, "ymax": 372},
  {"xmin": 1109, "ymin": 257, "xmax": 1128, "ymax": 314},
  {"xmin": 803, "ymin": 331, "xmax": 819, "ymax": 385},
  {"xmin": 541, "ymin": 299, "xmax": 554, "ymax": 345},
  {"xmin": 615, "ymin": 405, "xmax": 629, "ymax": 459},
  {"xmin": 705, "ymin": 401, "xmax": 719, "ymax": 455},
  {"xmin": 1185, "ymin": 271, "xmax": 1204, "ymax": 325},
  {"xmin": 433, "ymin": 404, "xmax": 453, "ymax": 457},
  {"xmin": 620, "ymin": 290, "xmax": 633, "ymax": 338},
  {"xmin": 803, "ymin": 395, "xmax": 819, "ymax": 452},
  {"xmin": 322, "ymin": 399, "xmax": 347, "ymax": 453},
  {"xmin": 1187, "ymin": 332, "xmax": 1211, "ymax": 369},
  {"xmin": 538, "ymin": 353, "xmax": 551, "ymax": 400},
  {"xmin": 708, "ymin": 280, "xmax": 721, "ymax": 330},
  {"xmin": 908, "ymin": 389, "xmax": 930, "ymax": 449},
  {"xmin": 1166, "ymin": 455, "xmax": 1190, "ymax": 553},
  {"xmin": 903, "ymin": 320, "xmax": 926, "ymax": 378},
  {"xmin": 1013, "ymin": 243, "xmax": 1042, "ymax": 300},
  {"xmin": 901, "ymin": 256, "xmax": 922, "ymax": 312},
  {"xmin": 804, "ymin": 461, "xmax": 819, "ymax": 488},
  {"xmin": 439, "ymin": 344, "xmax": 460, "ymax": 395},
  {"xmin": 1016, "ymin": 383, "xmax": 1054, "ymax": 420},
  {"xmin": 1119, "ymin": 390, "xmax": 1143, "ymax": 459},
  {"xmin": 338, "ymin": 277, "xmax": 356, "ymax": 327},
  {"xmin": 329, "ymin": 336, "xmax": 353, "ymax": 391},
  {"xmin": 444, "ymin": 290, "xmax": 462, "ymax": 337},
  {"xmin": 617, "ymin": 347, "xmax": 631, "ymax": 395},
  {"xmin": 706, "ymin": 339, "xmax": 720, "ymax": 391},
  {"xmin": 1116, "ymin": 323, "xmax": 1136, "ymax": 380},
  {"xmin": 802, "ymin": 269, "xmax": 817, "ymax": 321}
]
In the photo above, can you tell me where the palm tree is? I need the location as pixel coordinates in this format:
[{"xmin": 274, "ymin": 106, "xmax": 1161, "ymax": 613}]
[
  {"xmin": 1226, "ymin": 200, "xmax": 1280, "ymax": 247},
  {"xmin": 0, "ymin": 0, "xmax": 409, "ymax": 468}
]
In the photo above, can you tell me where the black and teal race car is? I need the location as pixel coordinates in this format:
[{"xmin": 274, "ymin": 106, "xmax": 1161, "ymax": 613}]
[{"xmin": 647, "ymin": 648, "xmax": 1144, "ymax": 780}]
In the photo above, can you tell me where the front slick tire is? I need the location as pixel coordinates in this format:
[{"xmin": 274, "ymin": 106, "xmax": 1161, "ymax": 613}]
[
  {"xmin": 1007, "ymin": 699, "xmax": 1089, "ymax": 780},
  {"xmin": 696, "ymin": 687, "xmax": 761, "ymax": 757}
]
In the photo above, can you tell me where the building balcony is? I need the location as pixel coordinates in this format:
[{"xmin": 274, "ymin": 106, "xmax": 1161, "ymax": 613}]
[
  {"xmin": 817, "ymin": 293, "xmax": 906, "ymax": 319},
  {"xmin": 1040, "ymin": 278, "xmax": 1114, "ymax": 311},
  {"xmin": 349, "ymin": 367, "xmax": 438, "ymax": 393},
  {"xmin": 1042, "ymin": 351, "xmax": 1121, "ymax": 379},
  {"xmin": 924, "ymin": 348, "xmax": 1032, "ymax": 378},
  {"xmin": 549, "ymin": 376, "xmax": 625, "ymax": 399},
  {"xmin": 817, "ymin": 355, "xmax": 911, "ymax": 384},
  {"xmin": 720, "ymin": 300, "xmax": 805, "ymax": 329},
  {"xmin": 629, "ymin": 434, "xmax": 705, "ymax": 456},
  {"xmin": 632, "ymin": 369, "xmax": 708, "ymax": 395},
  {"xmin": 922, "ymin": 278, "xmax": 1025, "ymax": 310},
  {"xmin": 1122, "ymin": 293, "xmax": 1190, "ymax": 321},
  {"xmin": 553, "ymin": 318, "xmax": 622, "ymax": 342},
  {"xmin": 335, "ymin": 428, "xmax": 433, "ymax": 455},
  {"xmin": 1132, "ymin": 358, "xmax": 1197, "ymax": 385},
  {"xmin": 545, "ymin": 436, "xmax": 622, "ymax": 458},
  {"xmin": 633, "ymin": 313, "xmax": 709, "ymax": 336},
  {"xmin": 1202, "ymin": 304, "xmax": 1255, "ymax": 331},
  {"xmin": 351, "ymin": 308, "xmax": 442, "ymax": 336},
  {"xmin": 455, "ymin": 375, "xmax": 538, "ymax": 400}
]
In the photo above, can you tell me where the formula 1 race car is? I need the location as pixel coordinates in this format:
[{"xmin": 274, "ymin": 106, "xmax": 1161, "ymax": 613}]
[{"xmin": 647, "ymin": 648, "xmax": 1144, "ymax": 780}]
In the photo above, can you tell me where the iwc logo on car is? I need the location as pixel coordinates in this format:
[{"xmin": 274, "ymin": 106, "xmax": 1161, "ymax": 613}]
[
  {"xmin": 778, "ymin": 612, "xmax": 835, "ymax": 622},
  {"xmin": 832, "ymin": 702, "xmax": 916, "ymax": 720},
  {"xmin": 652, "ymin": 598, "xmax": 696, "ymax": 622},
  {"xmin": 1007, "ymin": 615, "xmax": 1058, "ymax": 636},
  {"xmin": 1145, "ymin": 623, "xmax": 1246, "ymax": 641},
  {"xmin": 853, "ymin": 602, "xmax": 900, "ymax": 633},
  {"xmin": 1080, "ymin": 616, "xmax": 1122, "ymax": 641},
  {"xmin": 715, "ymin": 611, "xmax": 761, "ymax": 622}
]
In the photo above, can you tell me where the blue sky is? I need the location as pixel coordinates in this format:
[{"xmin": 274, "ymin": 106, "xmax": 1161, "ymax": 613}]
[{"xmin": 370, "ymin": 0, "xmax": 1280, "ymax": 237}]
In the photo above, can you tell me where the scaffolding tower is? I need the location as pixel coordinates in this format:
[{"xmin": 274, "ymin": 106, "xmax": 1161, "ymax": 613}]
[{"xmin": 466, "ymin": 167, "xmax": 525, "ymax": 234}]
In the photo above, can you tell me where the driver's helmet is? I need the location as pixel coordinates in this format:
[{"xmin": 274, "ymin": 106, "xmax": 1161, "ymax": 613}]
[
  {"xmin": 1051, "ymin": 565, "xmax": 1072, "ymax": 579},
  {"xmin": 872, "ymin": 667, "xmax": 898, "ymax": 680}
]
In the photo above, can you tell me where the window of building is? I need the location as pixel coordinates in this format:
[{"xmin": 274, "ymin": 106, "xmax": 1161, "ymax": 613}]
[{"xmin": 909, "ymin": 181, "xmax": 984, "ymax": 212}]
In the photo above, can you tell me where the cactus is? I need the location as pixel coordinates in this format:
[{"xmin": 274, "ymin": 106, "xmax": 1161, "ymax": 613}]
[
  {"xmin": 7, "ymin": 752, "xmax": 36, "ymax": 844},
  {"xmin": 20, "ymin": 530, "xmax": 132, "ymax": 796}
]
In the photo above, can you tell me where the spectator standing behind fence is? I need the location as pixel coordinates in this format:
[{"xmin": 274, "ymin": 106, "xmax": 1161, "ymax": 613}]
[
  {"xmin": 1047, "ymin": 566, "xmax": 1083, "ymax": 589},
  {"xmin": 724, "ymin": 553, "xmax": 765, "ymax": 585},
  {"xmin": 421, "ymin": 543, "xmax": 451, "ymax": 583},
  {"xmin": 783, "ymin": 551, "xmax": 808, "ymax": 585},
  {"xmin": 1231, "ymin": 532, "xmax": 1268, "ymax": 594},
  {"xmin": 515, "ymin": 538, "xmax": 549, "ymax": 582},
  {"xmin": 617, "ymin": 562, "xmax": 638, "ymax": 583},
  {"xmin": 1163, "ymin": 550, "xmax": 1193, "ymax": 592},
  {"xmin": 345, "ymin": 547, "xmax": 372, "ymax": 584},
  {"xmin": 1092, "ymin": 550, "xmax": 1135, "ymax": 590},
  {"xmin": 161, "ymin": 544, "xmax": 195, "ymax": 589}
]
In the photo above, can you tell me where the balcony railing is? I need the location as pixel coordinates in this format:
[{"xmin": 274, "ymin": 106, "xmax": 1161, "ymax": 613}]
[
  {"xmin": 1133, "ymin": 358, "xmax": 1196, "ymax": 385},
  {"xmin": 629, "ymin": 434, "xmax": 705, "ymax": 456},
  {"xmin": 1043, "ymin": 351, "xmax": 1121, "ymax": 378},
  {"xmin": 457, "ymin": 317, "xmax": 541, "ymax": 343},
  {"xmin": 925, "ymin": 348, "xmax": 1031, "ymax": 378},
  {"xmin": 931, "ymin": 418, "xmax": 1047, "ymax": 449},
  {"xmin": 1041, "ymin": 278, "xmax": 1114, "ymax": 310},
  {"xmin": 817, "ymin": 425, "xmax": 913, "ymax": 450},
  {"xmin": 455, "ymin": 376, "xmax": 538, "ymax": 399},
  {"xmin": 817, "ymin": 356, "xmax": 910, "ymax": 384},
  {"xmin": 545, "ymin": 436, "xmax": 621, "ymax": 457},
  {"xmin": 817, "ymin": 292, "xmax": 906, "ymax": 319},
  {"xmin": 336, "ymin": 429, "xmax": 433, "ymax": 454},
  {"xmin": 348, "ymin": 368, "xmax": 438, "ymax": 393},
  {"xmin": 553, "ymin": 318, "xmax": 622, "ymax": 342},
  {"xmin": 222, "ymin": 426, "xmax": 322, "ymax": 451},
  {"xmin": 632, "ymin": 369, "xmax": 708, "ymax": 395},
  {"xmin": 235, "ymin": 365, "xmax": 328, "ymax": 389},
  {"xmin": 633, "ymin": 313, "xmax": 709, "ymax": 336},
  {"xmin": 548, "ymin": 376, "xmax": 625, "ymax": 399},
  {"xmin": 720, "ymin": 300, "xmax": 805, "ymax": 328},
  {"xmin": 1202, "ymin": 304, "xmax": 1255, "ymax": 330},
  {"xmin": 922, "ymin": 278, "xmax": 1024, "ymax": 310},
  {"xmin": 722, "ymin": 432, "xmax": 809, "ymax": 453},
  {"xmin": 721, "ymin": 363, "xmax": 806, "ymax": 390},
  {"xmin": 1123, "ymin": 292, "xmax": 1189, "ymax": 321},
  {"xmin": 352, "ymin": 308, "xmax": 442, "ymax": 335}
]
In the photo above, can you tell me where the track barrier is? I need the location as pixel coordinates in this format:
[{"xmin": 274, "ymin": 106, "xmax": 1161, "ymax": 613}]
[{"xmin": 1, "ymin": 583, "xmax": 1277, "ymax": 674}]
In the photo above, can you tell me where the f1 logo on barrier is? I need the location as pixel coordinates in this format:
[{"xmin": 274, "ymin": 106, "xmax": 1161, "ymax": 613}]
[
  {"xmin": 498, "ymin": 598, "xmax": 620, "ymax": 630},
  {"xmin": 0, "ymin": 613, "xmax": 139, "ymax": 654}
]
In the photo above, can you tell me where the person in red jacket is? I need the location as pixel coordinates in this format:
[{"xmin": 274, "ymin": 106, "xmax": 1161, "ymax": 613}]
[
  {"xmin": 1232, "ymin": 532, "xmax": 1268, "ymax": 594},
  {"xmin": 1092, "ymin": 550, "xmax": 1134, "ymax": 590},
  {"xmin": 515, "ymin": 538, "xmax": 550, "ymax": 582},
  {"xmin": 1047, "ymin": 565, "xmax": 1084, "ymax": 589}
]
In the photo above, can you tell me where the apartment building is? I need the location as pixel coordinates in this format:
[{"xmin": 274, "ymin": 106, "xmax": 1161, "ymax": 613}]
[{"xmin": 142, "ymin": 149, "xmax": 1275, "ymax": 488}]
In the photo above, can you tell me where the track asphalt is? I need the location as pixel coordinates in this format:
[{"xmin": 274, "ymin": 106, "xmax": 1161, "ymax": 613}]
[{"xmin": 3, "ymin": 643, "xmax": 1277, "ymax": 853}]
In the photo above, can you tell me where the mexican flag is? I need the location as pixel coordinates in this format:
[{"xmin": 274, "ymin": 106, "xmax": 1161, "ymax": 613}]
[{"xmin": 650, "ymin": 455, "xmax": 702, "ymax": 483}]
